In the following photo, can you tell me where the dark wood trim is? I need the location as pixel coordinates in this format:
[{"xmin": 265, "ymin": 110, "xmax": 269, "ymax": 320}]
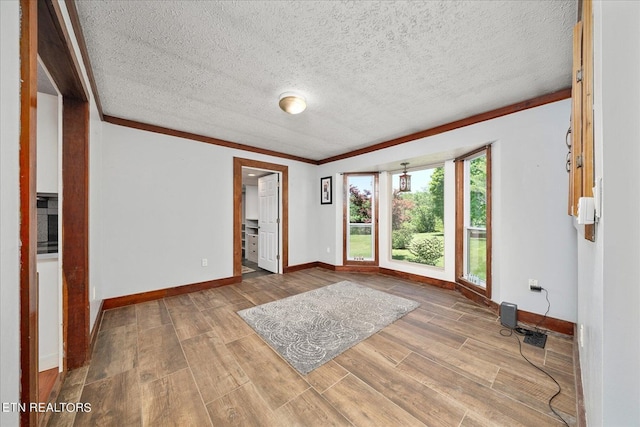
[
  {"xmin": 516, "ymin": 309, "xmax": 574, "ymax": 336},
  {"xmin": 319, "ymin": 89, "xmax": 571, "ymax": 165},
  {"xmin": 485, "ymin": 146, "xmax": 492, "ymax": 298},
  {"xmin": 317, "ymin": 262, "xmax": 337, "ymax": 271},
  {"xmin": 334, "ymin": 265, "xmax": 381, "ymax": 273},
  {"xmin": 38, "ymin": 0, "xmax": 87, "ymax": 101},
  {"xmin": 379, "ymin": 268, "xmax": 456, "ymax": 290},
  {"xmin": 342, "ymin": 173, "xmax": 379, "ymax": 267},
  {"xmin": 233, "ymin": 157, "xmax": 289, "ymax": 277},
  {"xmin": 454, "ymin": 159, "xmax": 464, "ymax": 289},
  {"xmin": 19, "ymin": 0, "xmax": 39, "ymax": 424},
  {"xmin": 456, "ymin": 277, "xmax": 488, "ymax": 297},
  {"xmin": 454, "ymin": 146, "xmax": 492, "ymax": 299},
  {"xmin": 309, "ymin": 263, "xmax": 574, "ymax": 336},
  {"xmin": 455, "ymin": 283, "xmax": 497, "ymax": 309},
  {"xmin": 105, "ymin": 115, "xmax": 318, "ymax": 165},
  {"xmin": 99, "ymin": 88, "xmax": 570, "ymax": 168},
  {"xmin": 62, "ymin": 97, "xmax": 90, "ymax": 370},
  {"xmin": 64, "ymin": 0, "xmax": 103, "ymax": 119},
  {"xmin": 454, "ymin": 145, "xmax": 489, "ymax": 162},
  {"xmin": 89, "ymin": 300, "xmax": 104, "ymax": 357},
  {"xmin": 284, "ymin": 262, "xmax": 320, "ymax": 273},
  {"xmin": 573, "ymin": 324, "xmax": 587, "ymax": 427},
  {"xmin": 103, "ymin": 276, "xmax": 241, "ymax": 310}
]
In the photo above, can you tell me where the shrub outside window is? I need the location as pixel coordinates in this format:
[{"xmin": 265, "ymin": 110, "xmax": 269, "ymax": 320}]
[{"xmin": 391, "ymin": 166, "xmax": 445, "ymax": 268}]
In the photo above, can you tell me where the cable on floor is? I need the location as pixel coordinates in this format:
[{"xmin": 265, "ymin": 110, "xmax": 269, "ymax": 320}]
[{"xmin": 500, "ymin": 327, "xmax": 570, "ymax": 426}]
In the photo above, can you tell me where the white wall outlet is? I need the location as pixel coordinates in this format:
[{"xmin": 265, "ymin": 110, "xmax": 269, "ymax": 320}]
[
  {"xmin": 92, "ymin": 287, "xmax": 96, "ymax": 300},
  {"xmin": 528, "ymin": 279, "xmax": 537, "ymax": 288},
  {"xmin": 326, "ymin": 247, "xmax": 330, "ymax": 253},
  {"xmin": 201, "ymin": 258, "xmax": 208, "ymax": 267},
  {"xmin": 579, "ymin": 324, "xmax": 585, "ymax": 348}
]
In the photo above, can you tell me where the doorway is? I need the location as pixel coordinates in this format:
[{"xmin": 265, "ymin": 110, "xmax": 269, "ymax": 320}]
[
  {"xmin": 241, "ymin": 167, "xmax": 278, "ymax": 278},
  {"xmin": 19, "ymin": 2, "xmax": 91, "ymax": 423},
  {"xmin": 233, "ymin": 157, "xmax": 289, "ymax": 278}
]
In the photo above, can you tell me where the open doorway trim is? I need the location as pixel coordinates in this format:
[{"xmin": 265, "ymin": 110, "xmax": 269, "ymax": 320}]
[
  {"xmin": 20, "ymin": 1, "xmax": 91, "ymax": 423},
  {"xmin": 233, "ymin": 158, "xmax": 289, "ymax": 277}
]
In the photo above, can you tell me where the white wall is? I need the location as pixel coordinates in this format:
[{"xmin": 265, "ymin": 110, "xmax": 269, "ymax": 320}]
[
  {"xmin": 99, "ymin": 123, "xmax": 318, "ymax": 299},
  {"xmin": 37, "ymin": 93, "xmax": 59, "ymax": 193},
  {"xmin": 245, "ymin": 185, "xmax": 258, "ymax": 219},
  {"xmin": 578, "ymin": 1, "xmax": 640, "ymax": 425},
  {"xmin": 1, "ymin": 1, "xmax": 22, "ymax": 425},
  {"xmin": 36, "ymin": 92, "xmax": 61, "ymax": 371},
  {"xmin": 37, "ymin": 259, "xmax": 60, "ymax": 370},
  {"xmin": 317, "ymin": 99, "xmax": 577, "ymax": 322}
]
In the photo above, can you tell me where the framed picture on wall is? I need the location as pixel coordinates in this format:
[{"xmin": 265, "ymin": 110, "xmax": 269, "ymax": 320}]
[{"xmin": 321, "ymin": 176, "xmax": 332, "ymax": 205}]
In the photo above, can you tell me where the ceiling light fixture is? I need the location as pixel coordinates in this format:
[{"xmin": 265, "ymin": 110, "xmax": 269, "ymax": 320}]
[{"xmin": 279, "ymin": 92, "xmax": 306, "ymax": 114}]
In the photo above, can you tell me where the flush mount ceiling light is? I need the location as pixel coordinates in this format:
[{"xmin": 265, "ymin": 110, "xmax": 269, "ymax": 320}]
[{"xmin": 279, "ymin": 92, "xmax": 306, "ymax": 114}]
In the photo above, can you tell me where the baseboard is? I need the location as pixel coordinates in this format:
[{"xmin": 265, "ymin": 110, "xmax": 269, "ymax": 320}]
[
  {"xmin": 284, "ymin": 261, "xmax": 320, "ymax": 273},
  {"xmin": 455, "ymin": 283, "xmax": 498, "ymax": 309},
  {"xmin": 516, "ymin": 308, "xmax": 574, "ymax": 336},
  {"xmin": 99, "ymin": 265, "xmax": 574, "ymax": 336},
  {"xmin": 379, "ymin": 267, "xmax": 456, "ymax": 290},
  {"xmin": 316, "ymin": 262, "xmax": 336, "ymax": 271},
  {"xmin": 315, "ymin": 263, "xmax": 574, "ymax": 336},
  {"xmin": 89, "ymin": 299, "xmax": 104, "ymax": 356},
  {"xmin": 102, "ymin": 275, "xmax": 241, "ymax": 310}
]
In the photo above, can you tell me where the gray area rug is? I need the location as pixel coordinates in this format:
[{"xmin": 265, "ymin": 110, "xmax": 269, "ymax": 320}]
[{"xmin": 237, "ymin": 280, "xmax": 419, "ymax": 374}]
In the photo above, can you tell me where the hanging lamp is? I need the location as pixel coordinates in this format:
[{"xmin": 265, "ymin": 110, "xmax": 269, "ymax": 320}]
[{"xmin": 399, "ymin": 162, "xmax": 411, "ymax": 192}]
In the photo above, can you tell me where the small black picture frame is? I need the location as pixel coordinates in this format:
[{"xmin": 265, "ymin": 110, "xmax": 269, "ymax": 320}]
[{"xmin": 320, "ymin": 176, "xmax": 332, "ymax": 205}]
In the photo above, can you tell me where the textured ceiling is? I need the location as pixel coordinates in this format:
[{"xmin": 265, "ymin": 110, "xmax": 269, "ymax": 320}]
[{"xmin": 75, "ymin": 0, "xmax": 576, "ymax": 162}]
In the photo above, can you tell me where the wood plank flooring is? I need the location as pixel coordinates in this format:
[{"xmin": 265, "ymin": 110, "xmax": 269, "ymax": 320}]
[{"xmin": 46, "ymin": 268, "xmax": 578, "ymax": 426}]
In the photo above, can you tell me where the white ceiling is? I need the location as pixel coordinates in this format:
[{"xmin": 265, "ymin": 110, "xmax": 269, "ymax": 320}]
[{"xmin": 75, "ymin": 0, "xmax": 576, "ymax": 162}]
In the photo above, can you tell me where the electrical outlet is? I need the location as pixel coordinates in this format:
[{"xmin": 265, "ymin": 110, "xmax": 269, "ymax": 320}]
[
  {"xmin": 326, "ymin": 247, "xmax": 330, "ymax": 253},
  {"xmin": 579, "ymin": 324, "xmax": 585, "ymax": 348},
  {"xmin": 529, "ymin": 279, "xmax": 541, "ymax": 292},
  {"xmin": 201, "ymin": 258, "xmax": 208, "ymax": 267}
]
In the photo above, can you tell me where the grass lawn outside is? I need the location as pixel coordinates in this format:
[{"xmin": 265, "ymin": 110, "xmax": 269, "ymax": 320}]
[
  {"xmin": 348, "ymin": 234, "xmax": 374, "ymax": 259},
  {"xmin": 351, "ymin": 231, "xmax": 485, "ymax": 278},
  {"xmin": 468, "ymin": 236, "xmax": 486, "ymax": 280}
]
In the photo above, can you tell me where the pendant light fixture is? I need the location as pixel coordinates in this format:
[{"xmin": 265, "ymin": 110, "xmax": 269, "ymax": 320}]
[
  {"xmin": 279, "ymin": 92, "xmax": 306, "ymax": 114},
  {"xmin": 399, "ymin": 162, "xmax": 411, "ymax": 192}
]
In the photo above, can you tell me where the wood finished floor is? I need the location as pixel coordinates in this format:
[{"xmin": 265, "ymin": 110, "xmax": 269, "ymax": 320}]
[{"xmin": 46, "ymin": 268, "xmax": 577, "ymax": 426}]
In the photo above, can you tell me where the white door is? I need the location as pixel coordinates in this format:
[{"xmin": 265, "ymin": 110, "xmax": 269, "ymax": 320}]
[{"xmin": 258, "ymin": 173, "xmax": 279, "ymax": 273}]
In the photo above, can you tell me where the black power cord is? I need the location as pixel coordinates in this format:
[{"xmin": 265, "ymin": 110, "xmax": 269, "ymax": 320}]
[
  {"xmin": 499, "ymin": 287, "xmax": 569, "ymax": 426},
  {"xmin": 534, "ymin": 288, "xmax": 551, "ymax": 332}
]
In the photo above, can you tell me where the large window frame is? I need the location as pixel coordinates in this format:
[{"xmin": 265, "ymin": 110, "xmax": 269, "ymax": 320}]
[
  {"xmin": 455, "ymin": 145, "xmax": 492, "ymax": 298},
  {"xmin": 343, "ymin": 173, "xmax": 379, "ymax": 266},
  {"xmin": 389, "ymin": 164, "xmax": 445, "ymax": 269}
]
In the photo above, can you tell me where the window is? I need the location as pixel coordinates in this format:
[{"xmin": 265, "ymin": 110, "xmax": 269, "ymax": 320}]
[
  {"xmin": 456, "ymin": 146, "xmax": 492, "ymax": 297},
  {"xmin": 390, "ymin": 165, "xmax": 445, "ymax": 268},
  {"xmin": 344, "ymin": 173, "xmax": 378, "ymax": 264}
]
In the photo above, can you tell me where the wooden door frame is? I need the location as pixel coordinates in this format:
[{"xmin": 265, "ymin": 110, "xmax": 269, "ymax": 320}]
[
  {"xmin": 20, "ymin": 1, "xmax": 90, "ymax": 423},
  {"xmin": 233, "ymin": 157, "xmax": 289, "ymax": 277}
]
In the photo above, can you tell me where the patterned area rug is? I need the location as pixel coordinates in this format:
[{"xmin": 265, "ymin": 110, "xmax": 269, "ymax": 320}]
[
  {"xmin": 237, "ymin": 281, "xmax": 419, "ymax": 374},
  {"xmin": 241, "ymin": 265, "xmax": 255, "ymax": 274}
]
